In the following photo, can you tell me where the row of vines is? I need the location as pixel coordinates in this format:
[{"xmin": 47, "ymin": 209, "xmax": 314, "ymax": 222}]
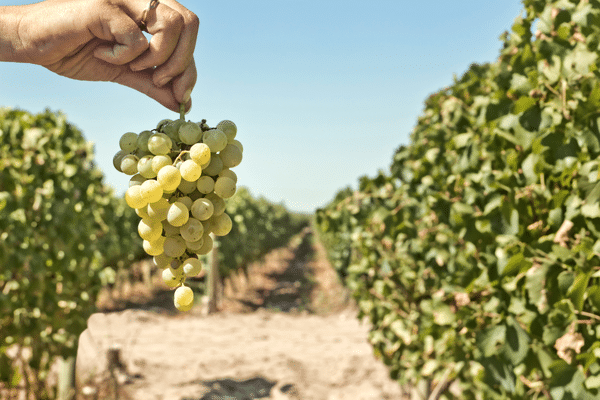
[
  {"xmin": 0, "ymin": 107, "xmax": 307, "ymax": 398},
  {"xmin": 317, "ymin": 0, "xmax": 600, "ymax": 398}
]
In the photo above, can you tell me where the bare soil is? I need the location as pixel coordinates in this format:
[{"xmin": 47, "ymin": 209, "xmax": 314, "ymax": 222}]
[{"xmin": 76, "ymin": 229, "xmax": 408, "ymax": 400}]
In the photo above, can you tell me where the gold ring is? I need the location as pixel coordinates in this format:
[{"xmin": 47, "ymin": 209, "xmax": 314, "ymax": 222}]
[{"xmin": 139, "ymin": 0, "xmax": 160, "ymax": 31}]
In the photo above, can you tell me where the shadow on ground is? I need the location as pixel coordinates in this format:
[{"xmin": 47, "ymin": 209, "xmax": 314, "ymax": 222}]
[{"xmin": 180, "ymin": 376, "xmax": 300, "ymax": 400}]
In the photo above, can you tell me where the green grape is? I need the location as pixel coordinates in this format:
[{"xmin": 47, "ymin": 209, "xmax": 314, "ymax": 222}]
[
  {"xmin": 219, "ymin": 144, "xmax": 243, "ymax": 168},
  {"xmin": 136, "ymin": 206, "xmax": 151, "ymax": 219},
  {"xmin": 231, "ymin": 139, "xmax": 243, "ymax": 152},
  {"xmin": 185, "ymin": 236, "xmax": 205, "ymax": 252},
  {"xmin": 213, "ymin": 176, "xmax": 236, "ymax": 199},
  {"xmin": 174, "ymin": 296, "xmax": 193, "ymax": 311},
  {"xmin": 157, "ymin": 165, "xmax": 181, "ymax": 192},
  {"xmin": 152, "ymin": 155, "xmax": 172, "ymax": 173},
  {"xmin": 148, "ymin": 132, "xmax": 172, "ymax": 155},
  {"xmin": 113, "ymin": 150, "xmax": 127, "ymax": 172},
  {"xmin": 218, "ymin": 168, "xmax": 237, "ymax": 182},
  {"xmin": 196, "ymin": 176, "xmax": 215, "ymax": 194},
  {"xmin": 162, "ymin": 267, "xmax": 184, "ymax": 288},
  {"xmin": 162, "ymin": 220, "xmax": 180, "ymax": 237},
  {"xmin": 156, "ymin": 118, "xmax": 172, "ymax": 131},
  {"xmin": 137, "ymin": 155, "xmax": 157, "ymax": 178},
  {"xmin": 202, "ymin": 129, "xmax": 228, "ymax": 152},
  {"xmin": 164, "ymin": 236, "xmax": 186, "ymax": 258},
  {"xmin": 191, "ymin": 198, "xmax": 214, "ymax": 221},
  {"xmin": 216, "ymin": 120, "xmax": 237, "ymax": 142},
  {"xmin": 143, "ymin": 236, "xmax": 165, "ymax": 256},
  {"xmin": 125, "ymin": 185, "xmax": 147, "ymax": 209},
  {"xmin": 137, "ymin": 130, "xmax": 153, "ymax": 152},
  {"xmin": 177, "ymin": 177, "xmax": 197, "ymax": 194},
  {"xmin": 178, "ymin": 121, "xmax": 203, "ymax": 145},
  {"xmin": 205, "ymin": 193, "xmax": 226, "ymax": 216},
  {"xmin": 174, "ymin": 286, "xmax": 194, "ymax": 306},
  {"xmin": 180, "ymin": 160, "xmax": 203, "ymax": 182},
  {"xmin": 178, "ymin": 196, "xmax": 193, "ymax": 210},
  {"xmin": 182, "ymin": 257, "xmax": 203, "ymax": 277},
  {"xmin": 212, "ymin": 213, "xmax": 232, "ymax": 236},
  {"xmin": 162, "ymin": 119, "xmax": 184, "ymax": 142},
  {"xmin": 119, "ymin": 132, "xmax": 138, "ymax": 152},
  {"xmin": 167, "ymin": 201, "xmax": 189, "ymax": 227},
  {"xmin": 195, "ymin": 233, "xmax": 213, "ymax": 255},
  {"xmin": 190, "ymin": 143, "xmax": 211, "ymax": 165},
  {"xmin": 202, "ymin": 153, "xmax": 223, "ymax": 176},
  {"xmin": 138, "ymin": 218, "xmax": 163, "ymax": 241},
  {"xmin": 153, "ymin": 253, "xmax": 173, "ymax": 269},
  {"xmin": 147, "ymin": 197, "xmax": 170, "ymax": 221},
  {"xmin": 140, "ymin": 179, "xmax": 163, "ymax": 203},
  {"xmin": 129, "ymin": 173, "xmax": 146, "ymax": 187},
  {"xmin": 180, "ymin": 218, "xmax": 204, "ymax": 242},
  {"xmin": 120, "ymin": 154, "xmax": 139, "ymax": 175}
]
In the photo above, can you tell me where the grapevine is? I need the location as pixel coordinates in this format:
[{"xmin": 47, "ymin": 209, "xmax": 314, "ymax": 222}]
[{"xmin": 113, "ymin": 104, "xmax": 243, "ymax": 311}]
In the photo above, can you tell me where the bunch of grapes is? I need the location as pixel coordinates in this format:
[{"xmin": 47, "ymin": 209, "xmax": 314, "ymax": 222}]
[{"xmin": 113, "ymin": 112, "xmax": 243, "ymax": 312}]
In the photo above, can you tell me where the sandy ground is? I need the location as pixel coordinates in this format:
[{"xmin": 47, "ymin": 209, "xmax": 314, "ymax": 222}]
[{"xmin": 75, "ymin": 229, "xmax": 408, "ymax": 400}]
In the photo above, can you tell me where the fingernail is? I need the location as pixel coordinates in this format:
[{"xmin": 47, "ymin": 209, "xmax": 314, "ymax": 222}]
[
  {"xmin": 183, "ymin": 89, "xmax": 192, "ymax": 103},
  {"xmin": 157, "ymin": 76, "xmax": 171, "ymax": 87}
]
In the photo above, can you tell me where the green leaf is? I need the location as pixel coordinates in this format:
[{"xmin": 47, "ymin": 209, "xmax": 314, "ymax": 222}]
[
  {"xmin": 568, "ymin": 271, "xmax": 592, "ymax": 311},
  {"xmin": 477, "ymin": 325, "xmax": 507, "ymax": 357},
  {"xmin": 514, "ymin": 96, "xmax": 537, "ymax": 114},
  {"xmin": 502, "ymin": 317, "xmax": 530, "ymax": 366}
]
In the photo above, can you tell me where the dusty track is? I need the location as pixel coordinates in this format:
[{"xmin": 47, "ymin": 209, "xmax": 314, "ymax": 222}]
[{"xmin": 76, "ymin": 229, "xmax": 407, "ymax": 400}]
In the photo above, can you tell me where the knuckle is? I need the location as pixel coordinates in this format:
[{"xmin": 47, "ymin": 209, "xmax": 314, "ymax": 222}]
[{"xmin": 185, "ymin": 12, "xmax": 200, "ymax": 30}]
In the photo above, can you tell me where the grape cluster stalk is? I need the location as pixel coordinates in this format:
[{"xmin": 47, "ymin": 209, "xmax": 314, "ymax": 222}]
[{"xmin": 113, "ymin": 105, "xmax": 243, "ymax": 311}]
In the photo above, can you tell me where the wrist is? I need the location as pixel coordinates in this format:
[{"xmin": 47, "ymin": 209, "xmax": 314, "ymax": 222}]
[{"xmin": 0, "ymin": 6, "xmax": 29, "ymax": 63}]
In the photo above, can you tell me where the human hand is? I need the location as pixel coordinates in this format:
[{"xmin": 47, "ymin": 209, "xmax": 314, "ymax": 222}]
[{"xmin": 13, "ymin": 0, "xmax": 198, "ymax": 112}]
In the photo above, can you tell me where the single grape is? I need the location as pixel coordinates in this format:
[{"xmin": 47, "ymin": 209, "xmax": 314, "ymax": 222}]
[
  {"xmin": 191, "ymin": 198, "xmax": 214, "ymax": 221},
  {"xmin": 147, "ymin": 197, "xmax": 170, "ymax": 221},
  {"xmin": 180, "ymin": 160, "xmax": 203, "ymax": 182},
  {"xmin": 129, "ymin": 173, "xmax": 146, "ymax": 187},
  {"xmin": 140, "ymin": 179, "xmax": 163, "ymax": 203},
  {"xmin": 219, "ymin": 144, "xmax": 243, "ymax": 168},
  {"xmin": 190, "ymin": 143, "xmax": 211, "ymax": 165},
  {"xmin": 162, "ymin": 267, "xmax": 184, "ymax": 288},
  {"xmin": 137, "ymin": 130, "xmax": 153, "ymax": 152},
  {"xmin": 213, "ymin": 176, "xmax": 236, "ymax": 199},
  {"xmin": 143, "ymin": 236, "xmax": 165, "ymax": 256},
  {"xmin": 178, "ymin": 196, "xmax": 193, "ymax": 210},
  {"xmin": 156, "ymin": 118, "xmax": 173, "ymax": 132},
  {"xmin": 164, "ymin": 236, "xmax": 187, "ymax": 258},
  {"xmin": 180, "ymin": 218, "xmax": 204, "ymax": 242},
  {"xmin": 216, "ymin": 120, "xmax": 237, "ymax": 142},
  {"xmin": 202, "ymin": 129, "xmax": 228, "ymax": 152},
  {"xmin": 178, "ymin": 121, "xmax": 203, "ymax": 145},
  {"xmin": 177, "ymin": 177, "xmax": 197, "ymax": 194},
  {"xmin": 152, "ymin": 155, "xmax": 172, "ymax": 173},
  {"xmin": 167, "ymin": 201, "xmax": 190, "ymax": 227},
  {"xmin": 195, "ymin": 233, "xmax": 213, "ymax": 255},
  {"xmin": 120, "ymin": 154, "xmax": 139, "ymax": 175},
  {"xmin": 205, "ymin": 193, "xmax": 226, "ymax": 216},
  {"xmin": 202, "ymin": 153, "xmax": 223, "ymax": 176},
  {"xmin": 119, "ymin": 132, "xmax": 138, "ymax": 152},
  {"xmin": 185, "ymin": 236, "xmax": 205, "ymax": 252},
  {"xmin": 113, "ymin": 150, "xmax": 127, "ymax": 172},
  {"xmin": 231, "ymin": 139, "xmax": 243, "ymax": 152},
  {"xmin": 148, "ymin": 132, "xmax": 172, "ymax": 155},
  {"xmin": 174, "ymin": 285, "xmax": 194, "ymax": 306},
  {"xmin": 135, "ymin": 206, "xmax": 151, "ymax": 219},
  {"xmin": 182, "ymin": 257, "xmax": 203, "ymax": 277},
  {"xmin": 162, "ymin": 119, "xmax": 184, "ymax": 142},
  {"xmin": 137, "ymin": 155, "xmax": 157, "ymax": 178},
  {"xmin": 153, "ymin": 253, "xmax": 173, "ymax": 269},
  {"xmin": 212, "ymin": 213, "xmax": 232, "ymax": 236},
  {"xmin": 157, "ymin": 165, "xmax": 181, "ymax": 192},
  {"xmin": 174, "ymin": 296, "xmax": 193, "ymax": 311},
  {"xmin": 162, "ymin": 220, "xmax": 180, "ymax": 237},
  {"xmin": 138, "ymin": 218, "xmax": 163, "ymax": 241},
  {"xmin": 196, "ymin": 176, "xmax": 215, "ymax": 194},
  {"xmin": 125, "ymin": 185, "xmax": 147, "ymax": 209}
]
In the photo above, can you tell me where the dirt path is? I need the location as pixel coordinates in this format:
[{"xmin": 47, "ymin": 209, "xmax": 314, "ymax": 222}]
[{"xmin": 76, "ymin": 229, "xmax": 407, "ymax": 400}]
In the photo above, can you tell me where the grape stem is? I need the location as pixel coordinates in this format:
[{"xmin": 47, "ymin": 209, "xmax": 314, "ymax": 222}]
[{"xmin": 179, "ymin": 103, "xmax": 186, "ymax": 121}]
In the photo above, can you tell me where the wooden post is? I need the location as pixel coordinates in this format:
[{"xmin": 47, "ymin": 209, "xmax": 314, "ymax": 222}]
[
  {"xmin": 208, "ymin": 234, "xmax": 220, "ymax": 314},
  {"xmin": 57, "ymin": 356, "xmax": 76, "ymax": 400}
]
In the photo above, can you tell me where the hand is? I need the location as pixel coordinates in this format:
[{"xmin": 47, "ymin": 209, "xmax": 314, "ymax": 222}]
[{"xmin": 14, "ymin": 0, "xmax": 198, "ymax": 112}]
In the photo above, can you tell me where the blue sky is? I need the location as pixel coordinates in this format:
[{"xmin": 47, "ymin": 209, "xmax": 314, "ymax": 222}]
[{"xmin": 0, "ymin": 0, "xmax": 524, "ymax": 213}]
